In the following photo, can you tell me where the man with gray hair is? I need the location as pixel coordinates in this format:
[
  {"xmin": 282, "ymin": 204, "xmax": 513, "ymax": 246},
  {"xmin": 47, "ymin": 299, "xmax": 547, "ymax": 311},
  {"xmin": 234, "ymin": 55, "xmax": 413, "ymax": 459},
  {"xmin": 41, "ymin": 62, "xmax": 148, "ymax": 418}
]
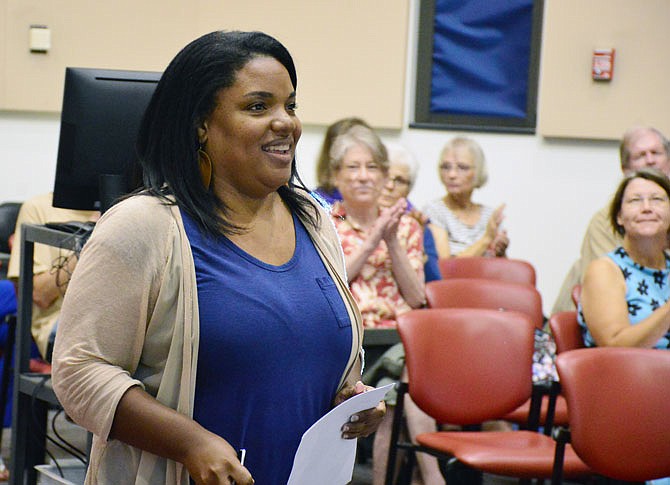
[{"xmin": 552, "ymin": 125, "xmax": 670, "ymax": 313}]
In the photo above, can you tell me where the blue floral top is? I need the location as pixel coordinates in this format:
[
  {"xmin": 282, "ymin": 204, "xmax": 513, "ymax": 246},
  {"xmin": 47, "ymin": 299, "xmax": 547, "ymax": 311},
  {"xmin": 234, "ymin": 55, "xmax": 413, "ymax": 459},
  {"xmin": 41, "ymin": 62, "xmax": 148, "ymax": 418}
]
[{"xmin": 578, "ymin": 246, "xmax": 670, "ymax": 349}]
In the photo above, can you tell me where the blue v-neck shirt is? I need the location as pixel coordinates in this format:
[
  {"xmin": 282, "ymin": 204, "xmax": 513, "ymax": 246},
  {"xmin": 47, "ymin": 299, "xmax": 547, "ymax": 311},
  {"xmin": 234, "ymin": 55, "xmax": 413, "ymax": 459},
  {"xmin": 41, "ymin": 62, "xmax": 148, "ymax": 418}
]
[{"xmin": 181, "ymin": 209, "xmax": 352, "ymax": 484}]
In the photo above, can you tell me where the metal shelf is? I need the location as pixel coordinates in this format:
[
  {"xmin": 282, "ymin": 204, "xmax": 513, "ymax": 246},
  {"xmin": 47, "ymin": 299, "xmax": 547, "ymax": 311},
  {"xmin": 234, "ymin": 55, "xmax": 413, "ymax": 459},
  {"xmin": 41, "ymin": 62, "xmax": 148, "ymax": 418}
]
[{"xmin": 10, "ymin": 224, "xmax": 88, "ymax": 485}]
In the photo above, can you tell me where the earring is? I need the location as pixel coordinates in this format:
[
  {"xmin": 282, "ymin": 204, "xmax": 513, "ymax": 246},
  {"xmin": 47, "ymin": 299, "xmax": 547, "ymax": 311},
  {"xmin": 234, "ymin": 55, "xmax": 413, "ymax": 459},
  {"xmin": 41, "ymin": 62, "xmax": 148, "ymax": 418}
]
[{"xmin": 197, "ymin": 148, "xmax": 212, "ymax": 189}]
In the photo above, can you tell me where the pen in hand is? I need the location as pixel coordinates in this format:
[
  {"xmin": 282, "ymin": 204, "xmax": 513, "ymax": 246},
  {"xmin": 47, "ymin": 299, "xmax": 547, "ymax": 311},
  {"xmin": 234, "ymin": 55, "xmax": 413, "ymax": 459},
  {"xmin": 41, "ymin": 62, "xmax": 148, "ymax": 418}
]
[{"xmin": 232, "ymin": 449, "xmax": 247, "ymax": 485}]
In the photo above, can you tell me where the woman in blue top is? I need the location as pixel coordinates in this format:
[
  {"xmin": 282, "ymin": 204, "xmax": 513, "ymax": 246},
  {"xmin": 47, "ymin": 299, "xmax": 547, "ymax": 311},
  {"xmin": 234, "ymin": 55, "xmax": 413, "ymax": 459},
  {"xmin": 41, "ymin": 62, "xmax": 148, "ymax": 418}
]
[
  {"xmin": 52, "ymin": 31, "xmax": 384, "ymax": 485},
  {"xmin": 579, "ymin": 168, "xmax": 670, "ymax": 350}
]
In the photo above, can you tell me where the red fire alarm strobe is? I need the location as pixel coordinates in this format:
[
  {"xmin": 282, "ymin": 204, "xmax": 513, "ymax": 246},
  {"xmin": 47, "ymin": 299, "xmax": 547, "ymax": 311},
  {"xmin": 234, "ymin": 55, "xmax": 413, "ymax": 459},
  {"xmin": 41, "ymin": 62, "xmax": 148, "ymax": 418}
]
[{"xmin": 592, "ymin": 48, "xmax": 615, "ymax": 81}]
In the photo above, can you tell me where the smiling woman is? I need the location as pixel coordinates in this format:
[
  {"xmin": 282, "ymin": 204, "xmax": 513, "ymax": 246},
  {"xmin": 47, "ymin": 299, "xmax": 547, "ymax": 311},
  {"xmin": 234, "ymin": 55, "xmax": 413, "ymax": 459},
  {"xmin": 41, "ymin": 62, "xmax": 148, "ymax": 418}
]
[
  {"xmin": 50, "ymin": 30, "xmax": 385, "ymax": 485},
  {"xmin": 579, "ymin": 168, "xmax": 670, "ymax": 351},
  {"xmin": 422, "ymin": 136, "xmax": 509, "ymax": 257},
  {"xmin": 198, "ymin": 56, "xmax": 301, "ymax": 207},
  {"xmin": 329, "ymin": 125, "xmax": 426, "ymax": 328}
]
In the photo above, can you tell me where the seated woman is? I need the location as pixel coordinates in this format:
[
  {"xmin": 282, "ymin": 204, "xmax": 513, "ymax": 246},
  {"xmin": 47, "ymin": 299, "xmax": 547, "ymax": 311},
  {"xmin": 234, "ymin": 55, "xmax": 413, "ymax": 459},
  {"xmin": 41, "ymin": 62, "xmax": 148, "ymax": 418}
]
[
  {"xmin": 423, "ymin": 136, "xmax": 508, "ymax": 257},
  {"xmin": 328, "ymin": 128, "xmax": 433, "ymax": 483},
  {"xmin": 579, "ymin": 168, "xmax": 670, "ymax": 485},
  {"xmin": 313, "ymin": 117, "xmax": 371, "ymax": 205},
  {"xmin": 329, "ymin": 126, "xmax": 426, "ymax": 328},
  {"xmin": 380, "ymin": 142, "xmax": 449, "ymax": 282},
  {"xmin": 579, "ymin": 168, "xmax": 670, "ymax": 349}
]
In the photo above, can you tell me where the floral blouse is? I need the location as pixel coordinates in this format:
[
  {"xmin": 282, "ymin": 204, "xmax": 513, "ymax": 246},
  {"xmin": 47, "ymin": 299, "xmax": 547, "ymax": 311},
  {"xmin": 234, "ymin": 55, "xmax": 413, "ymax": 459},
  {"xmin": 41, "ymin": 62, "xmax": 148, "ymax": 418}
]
[{"xmin": 331, "ymin": 202, "xmax": 425, "ymax": 328}]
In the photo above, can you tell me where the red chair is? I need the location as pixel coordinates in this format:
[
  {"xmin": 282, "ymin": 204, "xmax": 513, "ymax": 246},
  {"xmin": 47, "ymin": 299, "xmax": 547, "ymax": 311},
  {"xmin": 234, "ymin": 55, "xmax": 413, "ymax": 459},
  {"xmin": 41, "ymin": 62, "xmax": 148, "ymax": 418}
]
[
  {"xmin": 385, "ymin": 308, "xmax": 591, "ymax": 484},
  {"xmin": 507, "ymin": 311, "xmax": 585, "ymax": 431},
  {"xmin": 570, "ymin": 284, "xmax": 582, "ymax": 308},
  {"xmin": 426, "ymin": 278, "xmax": 568, "ymax": 430},
  {"xmin": 556, "ymin": 348, "xmax": 670, "ymax": 482},
  {"xmin": 425, "ymin": 278, "xmax": 544, "ymax": 328},
  {"xmin": 438, "ymin": 256, "xmax": 536, "ymax": 286},
  {"xmin": 548, "ymin": 311, "xmax": 584, "ymax": 355}
]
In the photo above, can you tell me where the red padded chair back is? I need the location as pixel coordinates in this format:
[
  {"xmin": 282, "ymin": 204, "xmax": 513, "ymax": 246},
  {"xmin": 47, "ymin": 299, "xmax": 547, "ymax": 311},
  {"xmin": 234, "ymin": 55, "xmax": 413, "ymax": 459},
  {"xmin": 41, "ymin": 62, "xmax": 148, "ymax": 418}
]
[
  {"xmin": 556, "ymin": 348, "xmax": 670, "ymax": 481},
  {"xmin": 425, "ymin": 278, "xmax": 544, "ymax": 329},
  {"xmin": 570, "ymin": 284, "xmax": 582, "ymax": 307},
  {"xmin": 438, "ymin": 257, "xmax": 536, "ymax": 286},
  {"xmin": 397, "ymin": 308, "xmax": 534, "ymax": 425},
  {"xmin": 548, "ymin": 311, "xmax": 584, "ymax": 354}
]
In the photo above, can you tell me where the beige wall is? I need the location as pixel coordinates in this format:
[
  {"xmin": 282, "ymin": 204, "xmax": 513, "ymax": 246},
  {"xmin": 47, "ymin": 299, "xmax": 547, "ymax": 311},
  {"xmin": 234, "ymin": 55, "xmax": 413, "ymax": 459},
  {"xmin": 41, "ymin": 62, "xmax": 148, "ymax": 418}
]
[
  {"xmin": 0, "ymin": 0, "xmax": 408, "ymax": 128},
  {"xmin": 538, "ymin": 0, "xmax": 670, "ymax": 140}
]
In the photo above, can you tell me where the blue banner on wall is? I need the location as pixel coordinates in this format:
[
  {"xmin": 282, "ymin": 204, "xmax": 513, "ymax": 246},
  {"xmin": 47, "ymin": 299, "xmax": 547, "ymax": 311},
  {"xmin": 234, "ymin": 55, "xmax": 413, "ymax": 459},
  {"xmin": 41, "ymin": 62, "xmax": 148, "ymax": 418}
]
[{"xmin": 430, "ymin": 0, "xmax": 534, "ymax": 118}]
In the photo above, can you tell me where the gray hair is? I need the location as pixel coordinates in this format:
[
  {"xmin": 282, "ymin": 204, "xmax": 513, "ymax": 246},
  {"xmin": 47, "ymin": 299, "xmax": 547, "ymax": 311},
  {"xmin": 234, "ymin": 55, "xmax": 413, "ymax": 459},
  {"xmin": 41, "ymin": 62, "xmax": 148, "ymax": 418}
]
[
  {"xmin": 329, "ymin": 125, "xmax": 388, "ymax": 173},
  {"xmin": 386, "ymin": 142, "xmax": 419, "ymax": 190},
  {"xmin": 619, "ymin": 126, "xmax": 670, "ymax": 170},
  {"xmin": 439, "ymin": 137, "xmax": 488, "ymax": 188}
]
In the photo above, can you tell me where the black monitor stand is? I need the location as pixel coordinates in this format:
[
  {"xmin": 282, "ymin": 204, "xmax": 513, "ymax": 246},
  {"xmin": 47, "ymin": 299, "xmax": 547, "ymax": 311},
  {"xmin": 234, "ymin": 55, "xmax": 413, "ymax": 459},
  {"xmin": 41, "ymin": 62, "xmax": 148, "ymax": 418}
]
[{"xmin": 98, "ymin": 173, "xmax": 127, "ymax": 214}]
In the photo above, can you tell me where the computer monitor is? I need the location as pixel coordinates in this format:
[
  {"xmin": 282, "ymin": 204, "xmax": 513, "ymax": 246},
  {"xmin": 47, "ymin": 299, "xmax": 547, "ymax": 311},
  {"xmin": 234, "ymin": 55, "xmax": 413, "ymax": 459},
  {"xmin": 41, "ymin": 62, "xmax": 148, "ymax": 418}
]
[{"xmin": 52, "ymin": 67, "xmax": 162, "ymax": 212}]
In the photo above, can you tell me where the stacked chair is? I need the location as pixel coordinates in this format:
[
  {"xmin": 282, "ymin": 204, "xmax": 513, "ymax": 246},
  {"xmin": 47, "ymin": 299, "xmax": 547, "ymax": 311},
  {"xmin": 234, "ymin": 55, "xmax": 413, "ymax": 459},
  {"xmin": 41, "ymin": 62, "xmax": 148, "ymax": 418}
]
[
  {"xmin": 438, "ymin": 256, "xmax": 537, "ymax": 287},
  {"xmin": 385, "ymin": 257, "xmax": 593, "ymax": 483},
  {"xmin": 385, "ymin": 308, "xmax": 591, "ymax": 484},
  {"xmin": 548, "ymin": 311, "xmax": 584, "ymax": 355},
  {"xmin": 426, "ymin": 271, "xmax": 570, "ymax": 431}
]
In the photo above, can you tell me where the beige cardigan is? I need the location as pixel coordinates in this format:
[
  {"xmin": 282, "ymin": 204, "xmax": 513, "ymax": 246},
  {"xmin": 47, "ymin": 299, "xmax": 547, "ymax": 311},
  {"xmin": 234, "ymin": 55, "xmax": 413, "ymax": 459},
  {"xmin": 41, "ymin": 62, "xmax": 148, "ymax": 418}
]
[{"xmin": 52, "ymin": 194, "xmax": 363, "ymax": 485}]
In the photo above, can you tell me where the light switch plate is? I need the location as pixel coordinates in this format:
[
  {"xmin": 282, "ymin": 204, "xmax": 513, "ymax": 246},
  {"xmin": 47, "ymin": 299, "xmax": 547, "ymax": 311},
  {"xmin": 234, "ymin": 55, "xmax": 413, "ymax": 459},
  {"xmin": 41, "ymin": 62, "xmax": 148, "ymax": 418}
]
[{"xmin": 29, "ymin": 25, "xmax": 51, "ymax": 53}]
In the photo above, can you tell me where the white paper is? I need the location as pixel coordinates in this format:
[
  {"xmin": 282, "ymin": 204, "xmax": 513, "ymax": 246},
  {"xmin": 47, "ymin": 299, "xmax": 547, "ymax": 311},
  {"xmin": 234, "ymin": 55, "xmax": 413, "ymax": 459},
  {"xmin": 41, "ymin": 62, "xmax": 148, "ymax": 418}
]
[{"xmin": 287, "ymin": 383, "xmax": 394, "ymax": 485}]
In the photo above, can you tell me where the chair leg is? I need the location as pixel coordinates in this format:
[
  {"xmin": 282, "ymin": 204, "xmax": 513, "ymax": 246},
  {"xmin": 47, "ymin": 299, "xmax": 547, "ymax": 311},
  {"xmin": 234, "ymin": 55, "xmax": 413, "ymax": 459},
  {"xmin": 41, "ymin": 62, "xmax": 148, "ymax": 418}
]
[
  {"xmin": 551, "ymin": 427, "xmax": 568, "ymax": 485},
  {"xmin": 441, "ymin": 457, "xmax": 483, "ymax": 485},
  {"xmin": 396, "ymin": 450, "xmax": 415, "ymax": 485},
  {"xmin": 385, "ymin": 382, "xmax": 407, "ymax": 485}
]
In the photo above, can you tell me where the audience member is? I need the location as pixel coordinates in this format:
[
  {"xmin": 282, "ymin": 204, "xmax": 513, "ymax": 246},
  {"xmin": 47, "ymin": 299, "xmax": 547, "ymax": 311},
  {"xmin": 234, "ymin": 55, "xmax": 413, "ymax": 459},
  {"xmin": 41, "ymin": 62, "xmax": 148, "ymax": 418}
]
[
  {"xmin": 328, "ymin": 127, "xmax": 434, "ymax": 484},
  {"xmin": 52, "ymin": 31, "xmax": 383, "ymax": 485},
  {"xmin": 578, "ymin": 168, "xmax": 670, "ymax": 485},
  {"xmin": 579, "ymin": 168, "xmax": 670, "ymax": 349},
  {"xmin": 7, "ymin": 192, "xmax": 98, "ymax": 361},
  {"xmin": 423, "ymin": 136, "xmax": 508, "ymax": 257},
  {"xmin": 0, "ymin": 192, "xmax": 95, "ymax": 481},
  {"xmin": 329, "ymin": 125, "xmax": 426, "ymax": 327},
  {"xmin": 379, "ymin": 142, "xmax": 448, "ymax": 281},
  {"xmin": 552, "ymin": 125, "xmax": 670, "ymax": 313},
  {"xmin": 314, "ymin": 117, "xmax": 372, "ymax": 205}
]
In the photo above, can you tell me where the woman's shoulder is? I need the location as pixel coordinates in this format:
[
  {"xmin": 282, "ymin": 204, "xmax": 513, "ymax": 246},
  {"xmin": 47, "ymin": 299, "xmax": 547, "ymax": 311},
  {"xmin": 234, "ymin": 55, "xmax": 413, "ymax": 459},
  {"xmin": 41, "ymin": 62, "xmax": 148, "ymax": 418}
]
[
  {"xmin": 399, "ymin": 212, "xmax": 423, "ymax": 233},
  {"xmin": 92, "ymin": 195, "xmax": 177, "ymax": 248},
  {"xmin": 422, "ymin": 199, "xmax": 453, "ymax": 225},
  {"xmin": 302, "ymin": 196, "xmax": 340, "ymax": 244},
  {"xmin": 423, "ymin": 198, "xmax": 447, "ymax": 211},
  {"xmin": 479, "ymin": 203, "xmax": 495, "ymax": 217},
  {"xmin": 584, "ymin": 254, "xmax": 621, "ymax": 282}
]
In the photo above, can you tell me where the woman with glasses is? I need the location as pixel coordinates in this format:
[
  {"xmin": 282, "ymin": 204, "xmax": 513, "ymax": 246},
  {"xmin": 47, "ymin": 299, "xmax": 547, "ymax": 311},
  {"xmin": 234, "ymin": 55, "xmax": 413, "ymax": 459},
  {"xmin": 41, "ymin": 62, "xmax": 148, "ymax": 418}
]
[
  {"xmin": 423, "ymin": 136, "xmax": 508, "ymax": 257},
  {"xmin": 379, "ymin": 143, "xmax": 449, "ymax": 282},
  {"xmin": 313, "ymin": 117, "xmax": 371, "ymax": 205},
  {"xmin": 329, "ymin": 125, "xmax": 426, "ymax": 329},
  {"xmin": 579, "ymin": 168, "xmax": 670, "ymax": 350}
]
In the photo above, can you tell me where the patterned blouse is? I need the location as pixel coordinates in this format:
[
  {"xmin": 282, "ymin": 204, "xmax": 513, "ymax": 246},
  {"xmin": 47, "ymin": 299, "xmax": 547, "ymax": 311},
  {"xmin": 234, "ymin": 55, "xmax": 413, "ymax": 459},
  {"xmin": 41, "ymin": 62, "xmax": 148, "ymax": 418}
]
[
  {"xmin": 331, "ymin": 202, "xmax": 425, "ymax": 328},
  {"xmin": 578, "ymin": 246, "xmax": 670, "ymax": 349}
]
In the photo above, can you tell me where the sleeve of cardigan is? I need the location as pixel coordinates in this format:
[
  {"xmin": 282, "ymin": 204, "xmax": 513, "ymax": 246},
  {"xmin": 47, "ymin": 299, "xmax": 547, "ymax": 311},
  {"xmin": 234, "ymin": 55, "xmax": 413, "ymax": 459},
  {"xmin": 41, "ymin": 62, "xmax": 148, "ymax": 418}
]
[{"xmin": 51, "ymin": 196, "xmax": 173, "ymax": 441}]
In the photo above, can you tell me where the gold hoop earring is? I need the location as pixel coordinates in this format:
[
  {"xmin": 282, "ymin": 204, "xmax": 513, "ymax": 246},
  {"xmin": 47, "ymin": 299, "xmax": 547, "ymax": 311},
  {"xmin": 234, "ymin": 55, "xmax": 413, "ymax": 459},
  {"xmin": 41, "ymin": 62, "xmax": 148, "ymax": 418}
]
[{"xmin": 198, "ymin": 148, "xmax": 212, "ymax": 189}]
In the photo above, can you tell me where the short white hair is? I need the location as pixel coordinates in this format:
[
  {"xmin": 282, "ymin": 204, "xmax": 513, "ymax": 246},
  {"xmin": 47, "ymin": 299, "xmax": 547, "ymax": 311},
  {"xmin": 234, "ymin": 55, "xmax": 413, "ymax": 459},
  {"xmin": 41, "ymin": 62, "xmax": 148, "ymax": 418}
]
[{"xmin": 385, "ymin": 142, "xmax": 419, "ymax": 190}]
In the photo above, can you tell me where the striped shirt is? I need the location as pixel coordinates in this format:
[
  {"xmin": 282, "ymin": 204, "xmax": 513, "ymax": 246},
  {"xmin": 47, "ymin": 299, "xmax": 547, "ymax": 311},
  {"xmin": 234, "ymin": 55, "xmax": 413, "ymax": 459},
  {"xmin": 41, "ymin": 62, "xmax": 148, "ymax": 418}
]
[{"xmin": 422, "ymin": 199, "xmax": 494, "ymax": 255}]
